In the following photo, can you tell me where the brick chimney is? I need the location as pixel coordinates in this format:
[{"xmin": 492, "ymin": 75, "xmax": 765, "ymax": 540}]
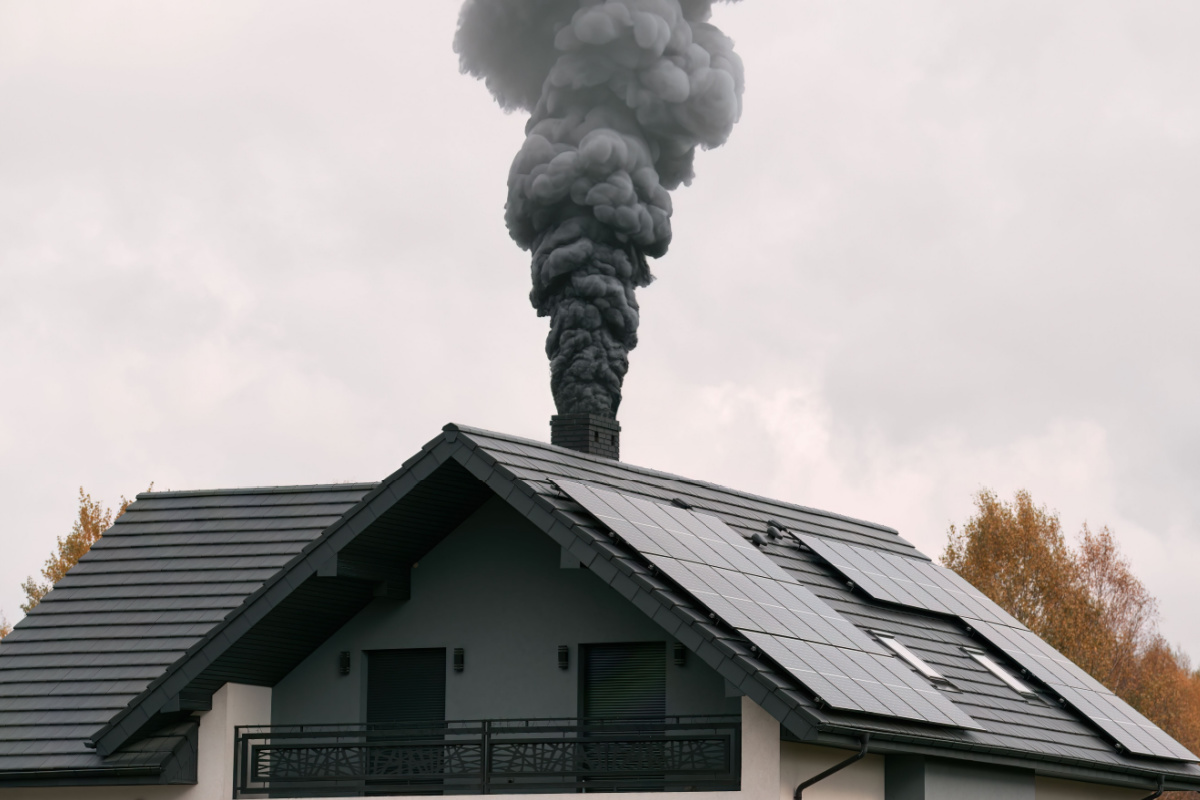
[{"xmin": 550, "ymin": 414, "xmax": 620, "ymax": 460}]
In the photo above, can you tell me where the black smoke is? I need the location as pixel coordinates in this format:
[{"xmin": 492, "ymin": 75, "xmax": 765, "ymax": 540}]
[{"xmin": 455, "ymin": 0, "xmax": 745, "ymax": 416}]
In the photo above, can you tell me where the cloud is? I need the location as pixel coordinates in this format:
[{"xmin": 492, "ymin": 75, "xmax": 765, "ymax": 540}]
[{"xmin": 0, "ymin": 1, "xmax": 1197, "ymax": 658}]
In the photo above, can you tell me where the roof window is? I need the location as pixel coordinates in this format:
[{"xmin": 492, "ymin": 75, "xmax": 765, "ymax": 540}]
[
  {"xmin": 874, "ymin": 632, "xmax": 953, "ymax": 687},
  {"xmin": 965, "ymin": 648, "xmax": 1038, "ymax": 697}
]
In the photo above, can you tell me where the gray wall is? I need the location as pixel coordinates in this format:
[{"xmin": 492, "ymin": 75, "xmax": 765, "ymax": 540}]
[
  {"xmin": 272, "ymin": 497, "xmax": 738, "ymax": 725},
  {"xmin": 886, "ymin": 756, "xmax": 1034, "ymax": 800}
]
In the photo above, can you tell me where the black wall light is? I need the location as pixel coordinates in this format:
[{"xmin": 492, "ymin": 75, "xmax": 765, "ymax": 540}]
[
  {"xmin": 453, "ymin": 648, "xmax": 465, "ymax": 672},
  {"xmin": 339, "ymin": 651, "xmax": 351, "ymax": 676},
  {"xmin": 558, "ymin": 645, "xmax": 569, "ymax": 670},
  {"xmin": 673, "ymin": 642, "xmax": 686, "ymax": 666}
]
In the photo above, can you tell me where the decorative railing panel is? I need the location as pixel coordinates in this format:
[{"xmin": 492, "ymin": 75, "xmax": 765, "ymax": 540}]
[{"xmin": 234, "ymin": 716, "xmax": 740, "ymax": 797}]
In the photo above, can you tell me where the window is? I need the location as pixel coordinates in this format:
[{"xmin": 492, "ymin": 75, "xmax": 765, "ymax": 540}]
[
  {"xmin": 874, "ymin": 632, "xmax": 953, "ymax": 688},
  {"xmin": 581, "ymin": 642, "xmax": 666, "ymax": 720},
  {"xmin": 366, "ymin": 648, "xmax": 447, "ymax": 724},
  {"xmin": 965, "ymin": 648, "xmax": 1038, "ymax": 698}
]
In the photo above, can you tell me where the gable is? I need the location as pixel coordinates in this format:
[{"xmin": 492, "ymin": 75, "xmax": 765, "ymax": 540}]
[{"xmin": 272, "ymin": 496, "xmax": 737, "ymax": 726}]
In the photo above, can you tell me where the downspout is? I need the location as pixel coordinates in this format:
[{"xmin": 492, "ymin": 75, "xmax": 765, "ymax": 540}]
[
  {"xmin": 794, "ymin": 734, "xmax": 870, "ymax": 799},
  {"xmin": 1138, "ymin": 775, "xmax": 1164, "ymax": 800}
]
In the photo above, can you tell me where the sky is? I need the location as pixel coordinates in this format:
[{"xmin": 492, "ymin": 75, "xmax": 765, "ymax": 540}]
[{"xmin": 0, "ymin": 1, "xmax": 1197, "ymax": 656}]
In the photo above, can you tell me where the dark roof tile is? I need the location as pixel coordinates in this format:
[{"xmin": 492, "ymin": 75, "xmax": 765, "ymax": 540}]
[{"xmin": 0, "ymin": 482, "xmax": 373, "ymax": 780}]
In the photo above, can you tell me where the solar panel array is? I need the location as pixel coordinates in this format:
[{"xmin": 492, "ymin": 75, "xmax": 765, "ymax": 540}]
[
  {"xmin": 799, "ymin": 534, "xmax": 1198, "ymax": 762},
  {"xmin": 555, "ymin": 480, "xmax": 981, "ymax": 731}
]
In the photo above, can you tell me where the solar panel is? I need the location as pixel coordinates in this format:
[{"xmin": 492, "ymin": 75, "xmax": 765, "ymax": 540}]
[
  {"xmin": 798, "ymin": 534, "xmax": 1198, "ymax": 762},
  {"xmin": 968, "ymin": 620, "xmax": 1196, "ymax": 762},
  {"xmin": 554, "ymin": 480, "xmax": 981, "ymax": 731},
  {"xmin": 797, "ymin": 534, "xmax": 1014, "ymax": 626}
]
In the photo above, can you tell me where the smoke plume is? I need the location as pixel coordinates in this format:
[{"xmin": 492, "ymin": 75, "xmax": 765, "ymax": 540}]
[{"xmin": 455, "ymin": 0, "xmax": 744, "ymax": 417}]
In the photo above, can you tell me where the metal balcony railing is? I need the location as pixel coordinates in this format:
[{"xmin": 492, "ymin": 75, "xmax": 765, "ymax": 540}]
[{"xmin": 233, "ymin": 715, "xmax": 740, "ymax": 797}]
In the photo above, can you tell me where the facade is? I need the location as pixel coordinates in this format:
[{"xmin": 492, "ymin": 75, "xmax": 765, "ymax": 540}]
[{"xmin": 0, "ymin": 423, "xmax": 1196, "ymax": 800}]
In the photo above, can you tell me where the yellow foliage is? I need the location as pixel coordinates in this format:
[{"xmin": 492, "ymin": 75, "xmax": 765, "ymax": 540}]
[{"xmin": 19, "ymin": 486, "xmax": 146, "ymax": 614}]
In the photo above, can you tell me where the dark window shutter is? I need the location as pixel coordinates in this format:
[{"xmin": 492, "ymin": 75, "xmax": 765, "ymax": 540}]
[
  {"xmin": 366, "ymin": 648, "xmax": 446, "ymax": 724},
  {"xmin": 582, "ymin": 642, "xmax": 666, "ymax": 720}
]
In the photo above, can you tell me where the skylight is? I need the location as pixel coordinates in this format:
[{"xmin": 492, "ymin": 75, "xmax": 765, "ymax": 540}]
[
  {"xmin": 965, "ymin": 648, "xmax": 1038, "ymax": 697},
  {"xmin": 874, "ymin": 632, "xmax": 951, "ymax": 686}
]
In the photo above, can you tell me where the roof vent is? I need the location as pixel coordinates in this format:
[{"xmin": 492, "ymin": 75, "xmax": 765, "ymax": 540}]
[{"xmin": 550, "ymin": 413, "xmax": 620, "ymax": 460}]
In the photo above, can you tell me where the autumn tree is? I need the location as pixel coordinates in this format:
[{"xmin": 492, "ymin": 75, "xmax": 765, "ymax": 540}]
[
  {"xmin": 19, "ymin": 486, "xmax": 143, "ymax": 613},
  {"xmin": 943, "ymin": 489, "xmax": 1200, "ymax": 775},
  {"xmin": 0, "ymin": 612, "xmax": 11, "ymax": 640},
  {"xmin": 942, "ymin": 489, "xmax": 1112, "ymax": 676},
  {"xmin": 1075, "ymin": 524, "xmax": 1158, "ymax": 697}
]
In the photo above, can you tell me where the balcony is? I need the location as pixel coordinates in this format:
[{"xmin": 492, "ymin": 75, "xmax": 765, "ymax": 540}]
[{"xmin": 234, "ymin": 716, "xmax": 741, "ymax": 798}]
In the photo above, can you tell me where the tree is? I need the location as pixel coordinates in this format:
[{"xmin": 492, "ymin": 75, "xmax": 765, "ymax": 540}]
[
  {"xmin": 19, "ymin": 486, "xmax": 144, "ymax": 613},
  {"xmin": 943, "ymin": 489, "xmax": 1200, "ymax": 789},
  {"xmin": 942, "ymin": 489, "xmax": 1111, "ymax": 674},
  {"xmin": 1075, "ymin": 523, "xmax": 1158, "ymax": 697},
  {"xmin": 0, "ymin": 611, "xmax": 11, "ymax": 640}
]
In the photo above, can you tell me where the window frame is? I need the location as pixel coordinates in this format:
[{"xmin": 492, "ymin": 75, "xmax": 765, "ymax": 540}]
[
  {"xmin": 872, "ymin": 631, "xmax": 956, "ymax": 690},
  {"xmin": 963, "ymin": 647, "xmax": 1038, "ymax": 698}
]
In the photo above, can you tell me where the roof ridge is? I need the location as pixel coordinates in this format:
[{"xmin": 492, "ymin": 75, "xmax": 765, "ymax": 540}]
[
  {"xmin": 445, "ymin": 422, "xmax": 901, "ymax": 537},
  {"xmin": 133, "ymin": 482, "xmax": 380, "ymax": 500}
]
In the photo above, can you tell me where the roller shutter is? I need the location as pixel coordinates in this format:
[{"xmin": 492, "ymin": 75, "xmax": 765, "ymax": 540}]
[
  {"xmin": 366, "ymin": 648, "xmax": 446, "ymax": 724},
  {"xmin": 582, "ymin": 642, "xmax": 666, "ymax": 720}
]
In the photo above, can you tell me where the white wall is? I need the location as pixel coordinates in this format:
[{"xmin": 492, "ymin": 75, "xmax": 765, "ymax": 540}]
[
  {"xmin": 193, "ymin": 683, "xmax": 272, "ymax": 800},
  {"xmin": 779, "ymin": 741, "xmax": 884, "ymax": 800}
]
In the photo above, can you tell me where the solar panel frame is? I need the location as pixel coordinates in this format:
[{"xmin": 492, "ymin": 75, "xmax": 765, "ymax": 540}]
[
  {"xmin": 798, "ymin": 532, "xmax": 1199, "ymax": 762},
  {"xmin": 554, "ymin": 480, "xmax": 982, "ymax": 731}
]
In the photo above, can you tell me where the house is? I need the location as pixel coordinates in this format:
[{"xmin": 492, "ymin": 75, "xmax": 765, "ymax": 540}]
[{"xmin": 0, "ymin": 418, "xmax": 1196, "ymax": 800}]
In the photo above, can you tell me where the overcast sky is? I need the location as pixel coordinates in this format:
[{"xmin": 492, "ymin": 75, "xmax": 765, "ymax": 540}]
[{"xmin": 1, "ymin": 1, "xmax": 1198, "ymax": 657}]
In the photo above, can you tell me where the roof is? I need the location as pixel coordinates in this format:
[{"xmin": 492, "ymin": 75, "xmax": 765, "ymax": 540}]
[
  {"xmin": 0, "ymin": 483, "xmax": 375, "ymax": 783},
  {"xmin": 0, "ymin": 423, "xmax": 1195, "ymax": 792}
]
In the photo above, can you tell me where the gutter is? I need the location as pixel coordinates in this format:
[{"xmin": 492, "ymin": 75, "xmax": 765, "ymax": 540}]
[
  {"xmin": 794, "ymin": 734, "xmax": 870, "ymax": 799},
  {"xmin": 0, "ymin": 765, "xmax": 164, "ymax": 788}
]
